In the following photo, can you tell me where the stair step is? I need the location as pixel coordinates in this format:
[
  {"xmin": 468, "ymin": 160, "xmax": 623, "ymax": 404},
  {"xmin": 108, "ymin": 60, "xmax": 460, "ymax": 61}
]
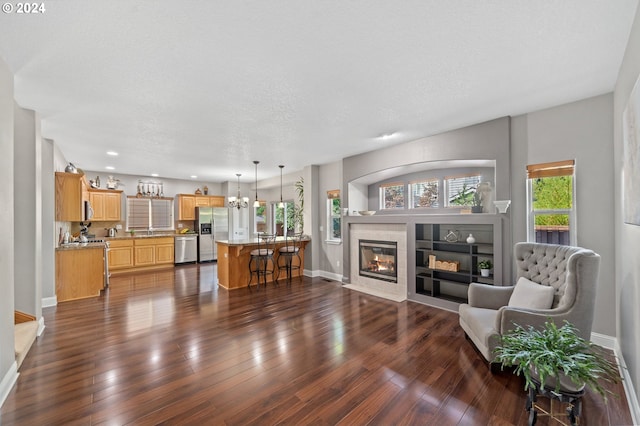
[{"xmin": 15, "ymin": 321, "xmax": 38, "ymax": 369}]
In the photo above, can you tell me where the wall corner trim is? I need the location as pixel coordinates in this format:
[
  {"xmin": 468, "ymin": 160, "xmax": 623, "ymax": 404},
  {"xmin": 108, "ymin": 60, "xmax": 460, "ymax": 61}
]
[{"xmin": 0, "ymin": 362, "xmax": 19, "ymax": 409}]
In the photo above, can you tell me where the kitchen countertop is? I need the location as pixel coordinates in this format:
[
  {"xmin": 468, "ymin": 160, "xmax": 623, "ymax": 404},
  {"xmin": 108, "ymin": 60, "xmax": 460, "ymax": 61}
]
[
  {"xmin": 106, "ymin": 233, "xmax": 196, "ymax": 240},
  {"xmin": 216, "ymin": 236, "xmax": 310, "ymax": 246},
  {"xmin": 56, "ymin": 242, "xmax": 106, "ymax": 251}
]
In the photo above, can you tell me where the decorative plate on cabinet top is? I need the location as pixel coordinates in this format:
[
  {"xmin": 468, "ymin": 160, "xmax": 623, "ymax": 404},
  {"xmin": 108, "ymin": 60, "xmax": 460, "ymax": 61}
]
[{"xmin": 358, "ymin": 210, "xmax": 376, "ymax": 216}]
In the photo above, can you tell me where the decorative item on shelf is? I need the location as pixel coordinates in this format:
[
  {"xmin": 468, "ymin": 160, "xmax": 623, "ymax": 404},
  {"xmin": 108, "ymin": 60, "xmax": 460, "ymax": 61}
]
[
  {"xmin": 64, "ymin": 162, "xmax": 78, "ymax": 173},
  {"xmin": 195, "ymin": 188, "xmax": 202, "ymax": 195},
  {"xmin": 466, "ymin": 233, "xmax": 476, "ymax": 244},
  {"xmin": 136, "ymin": 180, "xmax": 165, "ymax": 198},
  {"xmin": 428, "ymin": 254, "xmax": 460, "ymax": 272},
  {"xmin": 106, "ymin": 175, "xmax": 120, "ymax": 189},
  {"xmin": 478, "ymin": 259, "xmax": 493, "ymax": 277},
  {"xmin": 203, "ymin": 185, "xmax": 208, "ymax": 195},
  {"xmin": 445, "ymin": 229, "xmax": 460, "ymax": 242},
  {"xmin": 494, "ymin": 200, "xmax": 511, "ymax": 213},
  {"xmin": 96, "ymin": 176, "xmax": 100, "ymax": 188},
  {"xmin": 228, "ymin": 173, "xmax": 249, "ymax": 209},
  {"xmin": 358, "ymin": 210, "xmax": 376, "ymax": 216},
  {"xmin": 471, "ymin": 190, "xmax": 483, "ymax": 213}
]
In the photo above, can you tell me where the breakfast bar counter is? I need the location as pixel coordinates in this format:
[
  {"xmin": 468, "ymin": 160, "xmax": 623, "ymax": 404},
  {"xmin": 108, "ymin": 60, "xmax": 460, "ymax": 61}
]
[{"xmin": 216, "ymin": 237, "xmax": 309, "ymax": 289}]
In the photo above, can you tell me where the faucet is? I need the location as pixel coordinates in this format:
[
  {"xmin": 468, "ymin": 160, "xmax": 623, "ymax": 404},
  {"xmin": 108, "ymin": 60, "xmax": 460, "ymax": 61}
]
[{"xmin": 147, "ymin": 227, "xmax": 154, "ymax": 235}]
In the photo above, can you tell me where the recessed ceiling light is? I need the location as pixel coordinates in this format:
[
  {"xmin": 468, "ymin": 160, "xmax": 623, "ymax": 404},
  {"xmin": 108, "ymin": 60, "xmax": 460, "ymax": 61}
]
[
  {"xmin": 151, "ymin": 173, "xmax": 159, "ymax": 177},
  {"xmin": 377, "ymin": 132, "xmax": 396, "ymax": 140},
  {"xmin": 191, "ymin": 175, "xmax": 197, "ymax": 179},
  {"xmin": 105, "ymin": 166, "xmax": 115, "ymax": 170},
  {"xmin": 106, "ymin": 151, "xmax": 118, "ymax": 156}
]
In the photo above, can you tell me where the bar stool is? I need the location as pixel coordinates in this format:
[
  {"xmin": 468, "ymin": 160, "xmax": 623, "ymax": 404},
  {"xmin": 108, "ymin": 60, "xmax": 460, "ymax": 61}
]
[
  {"xmin": 248, "ymin": 233, "xmax": 276, "ymax": 289},
  {"xmin": 277, "ymin": 231, "xmax": 303, "ymax": 283}
]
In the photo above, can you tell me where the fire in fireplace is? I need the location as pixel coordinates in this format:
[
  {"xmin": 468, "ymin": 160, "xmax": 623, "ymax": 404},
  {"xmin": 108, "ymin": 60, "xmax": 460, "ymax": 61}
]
[{"xmin": 359, "ymin": 239, "xmax": 397, "ymax": 283}]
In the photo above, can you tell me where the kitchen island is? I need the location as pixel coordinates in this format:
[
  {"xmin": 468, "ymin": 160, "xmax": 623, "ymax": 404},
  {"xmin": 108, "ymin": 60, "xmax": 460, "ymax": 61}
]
[
  {"xmin": 56, "ymin": 242, "xmax": 107, "ymax": 302},
  {"xmin": 216, "ymin": 237, "xmax": 309, "ymax": 289}
]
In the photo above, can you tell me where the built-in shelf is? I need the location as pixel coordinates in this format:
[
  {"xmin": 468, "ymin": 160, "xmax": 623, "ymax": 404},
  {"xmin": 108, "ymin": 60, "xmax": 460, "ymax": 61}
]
[{"xmin": 414, "ymin": 223, "xmax": 495, "ymax": 303}]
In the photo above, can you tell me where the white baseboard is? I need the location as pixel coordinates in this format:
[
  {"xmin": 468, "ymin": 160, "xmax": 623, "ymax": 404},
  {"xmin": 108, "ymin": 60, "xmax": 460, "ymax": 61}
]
[
  {"xmin": 42, "ymin": 296, "xmax": 57, "ymax": 308},
  {"xmin": 0, "ymin": 362, "xmax": 19, "ymax": 409},
  {"xmin": 319, "ymin": 271, "xmax": 343, "ymax": 282},
  {"xmin": 614, "ymin": 342, "xmax": 640, "ymax": 426},
  {"xmin": 37, "ymin": 316, "xmax": 45, "ymax": 337},
  {"xmin": 303, "ymin": 269, "xmax": 321, "ymax": 278},
  {"xmin": 591, "ymin": 331, "xmax": 616, "ymax": 350}
]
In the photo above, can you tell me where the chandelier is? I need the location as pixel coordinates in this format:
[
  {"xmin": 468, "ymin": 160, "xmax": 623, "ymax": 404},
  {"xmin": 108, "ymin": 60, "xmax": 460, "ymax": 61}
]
[{"xmin": 228, "ymin": 173, "xmax": 249, "ymax": 209}]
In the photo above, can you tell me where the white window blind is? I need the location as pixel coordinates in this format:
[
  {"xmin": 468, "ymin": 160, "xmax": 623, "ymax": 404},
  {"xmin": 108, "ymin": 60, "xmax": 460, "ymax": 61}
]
[
  {"xmin": 127, "ymin": 198, "xmax": 150, "ymax": 229},
  {"xmin": 446, "ymin": 175, "xmax": 481, "ymax": 206},
  {"xmin": 410, "ymin": 179, "xmax": 439, "ymax": 208},
  {"xmin": 151, "ymin": 199, "xmax": 173, "ymax": 229},
  {"xmin": 126, "ymin": 197, "xmax": 174, "ymax": 230}
]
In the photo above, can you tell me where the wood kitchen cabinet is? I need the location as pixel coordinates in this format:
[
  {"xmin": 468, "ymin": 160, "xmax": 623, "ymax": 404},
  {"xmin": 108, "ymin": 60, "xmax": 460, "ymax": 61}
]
[
  {"xmin": 56, "ymin": 247, "xmax": 104, "ymax": 302},
  {"xmin": 195, "ymin": 195, "xmax": 225, "ymax": 207},
  {"xmin": 55, "ymin": 172, "xmax": 88, "ymax": 221},
  {"xmin": 177, "ymin": 195, "xmax": 196, "ymax": 220},
  {"xmin": 154, "ymin": 237, "xmax": 175, "ymax": 264},
  {"xmin": 108, "ymin": 239, "xmax": 134, "ymax": 270},
  {"xmin": 89, "ymin": 190, "xmax": 122, "ymax": 221},
  {"xmin": 134, "ymin": 244, "xmax": 156, "ymax": 266},
  {"xmin": 109, "ymin": 237, "xmax": 174, "ymax": 274}
]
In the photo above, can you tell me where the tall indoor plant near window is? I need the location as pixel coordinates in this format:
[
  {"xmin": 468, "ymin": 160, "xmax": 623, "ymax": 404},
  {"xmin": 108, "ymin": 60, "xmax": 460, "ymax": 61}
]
[{"xmin": 287, "ymin": 177, "xmax": 304, "ymax": 232}]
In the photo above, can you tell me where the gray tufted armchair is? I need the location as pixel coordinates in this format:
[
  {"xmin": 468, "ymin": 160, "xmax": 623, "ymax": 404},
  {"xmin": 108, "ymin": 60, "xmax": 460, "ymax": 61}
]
[{"xmin": 458, "ymin": 242, "xmax": 601, "ymax": 367}]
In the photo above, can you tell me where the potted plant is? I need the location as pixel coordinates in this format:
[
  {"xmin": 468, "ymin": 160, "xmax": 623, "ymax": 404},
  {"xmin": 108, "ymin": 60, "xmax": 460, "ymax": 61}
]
[
  {"xmin": 494, "ymin": 320, "xmax": 620, "ymax": 399},
  {"xmin": 471, "ymin": 190, "xmax": 483, "ymax": 213},
  {"xmin": 478, "ymin": 259, "xmax": 492, "ymax": 277}
]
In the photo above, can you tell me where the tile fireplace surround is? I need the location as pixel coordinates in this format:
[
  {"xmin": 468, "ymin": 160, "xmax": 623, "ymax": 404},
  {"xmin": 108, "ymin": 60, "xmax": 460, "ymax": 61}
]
[{"xmin": 346, "ymin": 223, "xmax": 407, "ymax": 302}]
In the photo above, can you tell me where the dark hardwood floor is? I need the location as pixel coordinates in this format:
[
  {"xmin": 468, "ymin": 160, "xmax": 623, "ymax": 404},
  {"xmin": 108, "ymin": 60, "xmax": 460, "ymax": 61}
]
[{"xmin": 1, "ymin": 263, "xmax": 632, "ymax": 425}]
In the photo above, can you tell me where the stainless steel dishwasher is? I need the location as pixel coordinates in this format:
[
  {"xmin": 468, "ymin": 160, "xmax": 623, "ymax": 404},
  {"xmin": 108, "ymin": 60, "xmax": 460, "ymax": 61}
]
[{"xmin": 175, "ymin": 235, "xmax": 197, "ymax": 264}]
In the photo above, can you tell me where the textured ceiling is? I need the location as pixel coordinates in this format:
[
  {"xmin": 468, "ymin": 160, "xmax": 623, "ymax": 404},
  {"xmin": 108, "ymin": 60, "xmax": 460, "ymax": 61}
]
[{"xmin": 0, "ymin": 1, "xmax": 637, "ymax": 183}]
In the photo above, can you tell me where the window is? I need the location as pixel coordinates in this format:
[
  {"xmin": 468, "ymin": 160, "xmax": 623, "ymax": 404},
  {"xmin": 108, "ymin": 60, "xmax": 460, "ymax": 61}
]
[
  {"xmin": 272, "ymin": 201, "xmax": 296, "ymax": 236},
  {"xmin": 445, "ymin": 174, "xmax": 481, "ymax": 207},
  {"xmin": 526, "ymin": 160, "xmax": 575, "ymax": 246},
  {"xmin": 410, "ymin": 179, "xmax": 439, "ymax": 208},
  {"xmin": 254, "ymin": 201, "xmax": 267, "ymax": 234},
  {"xmin": 380, "ymin": 182, "xmax": 405, "ymax": 209},
  {"xmin": 327, "ymin": 190, "xmax": 341, "ymax": 242},
  {"xmin": 126, "ymin": 197, "xmax": 174, "ymax": 231}
]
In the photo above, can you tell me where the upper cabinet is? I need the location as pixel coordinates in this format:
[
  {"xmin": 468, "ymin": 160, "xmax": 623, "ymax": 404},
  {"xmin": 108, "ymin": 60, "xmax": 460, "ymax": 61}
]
[
  {"xmin": 196, "ymin": 195, "xmax": 225, "ymax": 207},
  {"xmin": 55, "ymin": 172, "xmax": 87, "ymax": 221},
  {"xmin": 89, "ymin": 190, "xmax": 122, "ymax": 221},
  {"xmin": 177, "ymin": 194, "xmax": 226, "ymax": 220},
  {"xmin": 177, "ymin": 194, "xmax": 196, "ymax": 220}
]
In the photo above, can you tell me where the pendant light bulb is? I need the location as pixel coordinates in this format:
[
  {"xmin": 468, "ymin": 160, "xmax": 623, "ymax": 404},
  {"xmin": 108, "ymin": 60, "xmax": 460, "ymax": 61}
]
[{"xmin": 278, "ymin": 165, "xmax": 285, "ymax": 208}]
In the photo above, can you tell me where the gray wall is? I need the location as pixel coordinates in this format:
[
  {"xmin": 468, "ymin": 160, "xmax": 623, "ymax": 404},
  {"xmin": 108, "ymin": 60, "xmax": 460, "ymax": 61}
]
[
  {"xmin": 13, "ymin": 105, "xmax": 42, "ymax": 319},
  {"xmin": 318, "ymin": 160, "xmax": 343, "ymax": 278},
  {"xmin": 0, "ymin": 57, "xmax": 16, "ymax": 403},
  {"xmin": 341, "ymin": 117, "xmax": 512, "ymax": 284},
  {"xmin": 614, "ymin": 3, "xmax": 640, "ymax": 408},
  {"xmin": 511, "ymin": 93, "xmax": 615, "ymax": 336},
  {"xmin": 41, "ymin": 140, "xmax": 55, "ymax": 301}
]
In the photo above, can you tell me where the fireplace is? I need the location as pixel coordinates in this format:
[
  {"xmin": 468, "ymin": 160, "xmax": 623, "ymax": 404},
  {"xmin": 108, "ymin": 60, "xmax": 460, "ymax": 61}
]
[{"xmin": 359, "ymin": 239, "xmax": 397, "ymax": 283}]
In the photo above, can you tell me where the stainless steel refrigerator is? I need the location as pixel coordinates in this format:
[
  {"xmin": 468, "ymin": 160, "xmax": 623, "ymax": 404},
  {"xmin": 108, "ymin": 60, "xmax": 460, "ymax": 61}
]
[{"xmin": 195, "ymin": 207, "xmax": 230, "ymax": 262}]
